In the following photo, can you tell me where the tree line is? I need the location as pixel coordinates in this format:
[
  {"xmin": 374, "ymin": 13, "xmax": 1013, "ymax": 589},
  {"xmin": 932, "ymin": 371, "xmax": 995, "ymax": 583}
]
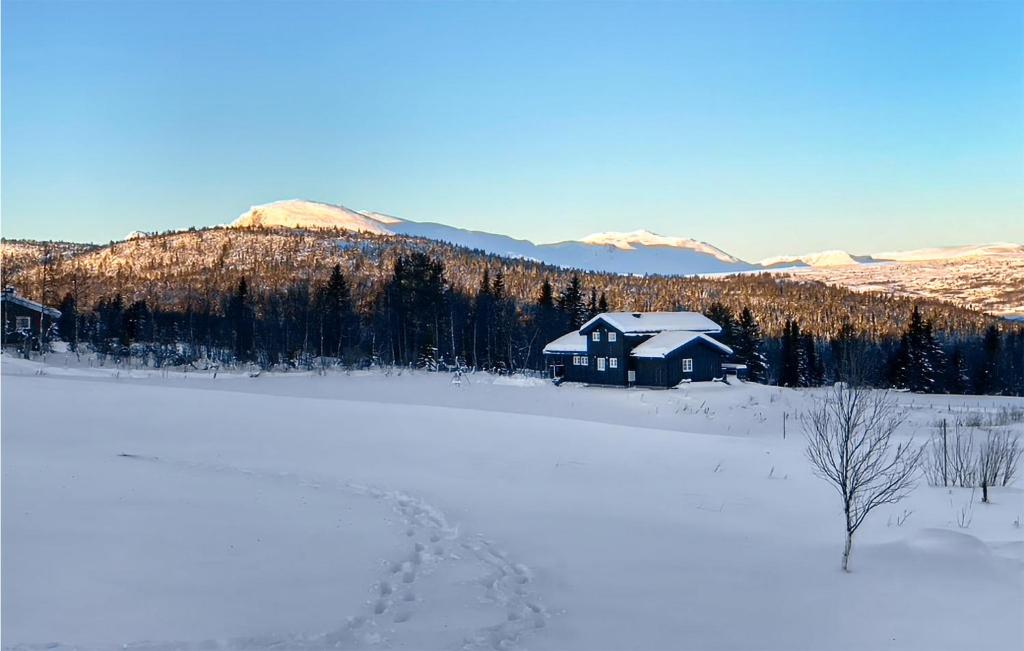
[{"xmin": 47, "ymin": 250, "xmax": 1024, "ymax": 395}]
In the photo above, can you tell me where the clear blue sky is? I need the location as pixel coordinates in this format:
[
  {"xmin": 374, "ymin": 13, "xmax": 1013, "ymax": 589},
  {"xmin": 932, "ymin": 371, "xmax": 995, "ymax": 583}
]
[{"xmin": 2, "ymin": 0, "xmax": 1021, "ymax": 261}]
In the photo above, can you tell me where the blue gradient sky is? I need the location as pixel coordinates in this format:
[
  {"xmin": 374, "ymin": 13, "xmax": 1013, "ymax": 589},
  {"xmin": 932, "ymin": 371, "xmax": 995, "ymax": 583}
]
[{"xmin": 2, "ymin": 0, "xmax": 1021, "ymax": 261}]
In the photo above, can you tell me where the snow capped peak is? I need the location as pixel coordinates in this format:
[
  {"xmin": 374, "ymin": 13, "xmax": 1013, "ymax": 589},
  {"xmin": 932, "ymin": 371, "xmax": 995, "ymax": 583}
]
[
  {"xmin": 759, "ymin": 250, "xmax": 859, "ymax": 268},
  {"xmin": 231, "ymin": 199, "xmax": 396, "ymax": 234},
  {"xmin": 579, "ymin": 230, "xmax": 741, "ymax": 263},
  {"xmin": 125, "ymin": 230, "xmax": 152, "ymax": 241}
]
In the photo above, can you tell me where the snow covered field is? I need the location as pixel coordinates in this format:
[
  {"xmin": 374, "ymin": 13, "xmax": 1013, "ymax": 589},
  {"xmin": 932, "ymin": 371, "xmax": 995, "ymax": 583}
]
[{"xmin": 2, "ymin": 357, "xmax": 1022, "ymax": 650}]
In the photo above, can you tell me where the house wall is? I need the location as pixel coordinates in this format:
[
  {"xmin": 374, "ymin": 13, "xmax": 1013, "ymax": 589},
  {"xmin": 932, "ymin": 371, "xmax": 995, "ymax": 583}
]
[
  {"xmin": 1, "ymin": 301, "xmax": 51, "ymax": 346},
  {"xmin": 633, "ymin": 340, "xmax": 726, "ymax": 387},
  {"xmin": 579, "ymin": 319, "xmax": 633, "ymax": 386},
  {"xmin": 546, "ymin": 352, "xmax": 590, "ymax": 383}
]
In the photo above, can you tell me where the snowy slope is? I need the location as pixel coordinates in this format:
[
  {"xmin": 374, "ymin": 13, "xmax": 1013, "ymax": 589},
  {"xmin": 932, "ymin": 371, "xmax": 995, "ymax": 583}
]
[{"xmin": 3, "ymin": 358, "xmax": 1022, "ymax": 651}]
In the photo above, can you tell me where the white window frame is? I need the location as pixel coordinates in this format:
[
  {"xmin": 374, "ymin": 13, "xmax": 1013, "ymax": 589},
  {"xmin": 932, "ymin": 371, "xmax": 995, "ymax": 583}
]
[
  {"xmin": 597, "ymin": 357, "xmax": 606, "ymax": 371},
  {"xmin": 609, "ymin": 357, "xmax": 618, "ymax": 369},
  {"xmin": 608, "ymin": 332, "xmax": 617, "ymax": 342},
  {"xmin": 682, "ymin": 358, "xmax": 694, "ymax": 373},
  {"xmin": 591, "ymin": 331, "xmax": 600, "ymax": 342},
  {"xmin": 581, "ymin": 356, "xmax": 588, "ymax": 366},
  {"xmin": 572, "ymin": 355, "xmax": 580, "ymax": 366},
  {"xmin": 15, "ymin": 316, "xmax": 31, "ymax": 331}
]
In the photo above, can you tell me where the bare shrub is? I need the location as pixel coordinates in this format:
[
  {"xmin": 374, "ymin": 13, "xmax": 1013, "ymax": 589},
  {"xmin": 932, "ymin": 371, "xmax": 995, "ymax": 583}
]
[
  {"xmin": 924, "ymin": 419, "xmax": 977, "ymax": 488},
  {"xmin": 804, "ymin": 384, "xmax": 923, "ymax": 572},
  {"xmin": 977, "ymin": 431, "xmax": 1023, "ymax": 503}
]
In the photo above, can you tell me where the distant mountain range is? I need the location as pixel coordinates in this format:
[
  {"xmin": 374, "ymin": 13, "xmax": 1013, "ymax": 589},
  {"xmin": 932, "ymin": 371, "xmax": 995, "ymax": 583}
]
[{"xmin": 230, "ymin": 199, "xmax": 1023, "ymax": 277}]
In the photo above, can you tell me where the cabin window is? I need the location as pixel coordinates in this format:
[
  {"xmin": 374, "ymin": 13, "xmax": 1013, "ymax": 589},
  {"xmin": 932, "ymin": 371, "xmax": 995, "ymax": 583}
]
[
  {"xmin": 572, "ymin": 355, "xmax": 579, "ymax": 366},
  {"xmin": 608, "ymin": 332, "xmax": 617, "ymax": 342},
  {"xmin": 682, "ymin": 358, "xmax": 694, "ymax": 373},
  {"xmin": 609, "ymin": 357, "xmax": 618, "ymax": 369},
  {"xmin": 581, "ymin": 356, "xmax": 588, "ymax": 366},
  {"xmin": 592, "ymin": 331, "xmax": 600, "ymax": 342},
  {"xmin": 15, "ymin": 316, "xmax": 30, "ymax": 330},
  {"xmin": 597, "ymin": 357, "xmax": 606, "ymax": 371}
]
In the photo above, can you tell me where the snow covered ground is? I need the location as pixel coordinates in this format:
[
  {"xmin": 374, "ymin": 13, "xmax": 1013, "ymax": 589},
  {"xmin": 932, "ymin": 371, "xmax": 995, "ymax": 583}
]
[{"xmin": 2, "ymin": 356, "xmax": 1022, "ymax": 650}]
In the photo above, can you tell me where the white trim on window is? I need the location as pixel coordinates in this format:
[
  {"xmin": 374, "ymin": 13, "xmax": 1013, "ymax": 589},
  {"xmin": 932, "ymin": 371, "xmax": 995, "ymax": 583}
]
[
  {"xmin": 608, "ymin": 332, "xmax": 617, "ymax": 342},
  {"xmin": 597, "ymin": 357, "xmax": 606, "ymax": 371},
  {"xmin": 572, "ymin": 355, "xmax": 580, "ymax": 366},
  {"xmin": 591, "ymin": 331, "xmax": 600, "ymax": 342},
  {"xmin": 682, "ymin": 358, "xmax": 694, "ymax": 373},
  {"xmin": 581, "ymin": 356, "xmax": 588, "ymax": 366},
  {"xmin": 15, "ymin": 316, "xmax": 31, "ymax": 330},
  {"xmin": 609, "ymin": 357, "xmax": 618, "ymax": 369}
]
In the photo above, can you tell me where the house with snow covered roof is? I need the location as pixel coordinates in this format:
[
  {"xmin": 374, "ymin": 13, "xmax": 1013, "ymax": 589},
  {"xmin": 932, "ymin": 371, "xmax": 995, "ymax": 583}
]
[
  {"xmin": 1, "ymin": 287, "xmax": 61, "ymax": 348},
  {"xmin": 542, "ymin": 311, "xmax": 733, "ymax": 387}
]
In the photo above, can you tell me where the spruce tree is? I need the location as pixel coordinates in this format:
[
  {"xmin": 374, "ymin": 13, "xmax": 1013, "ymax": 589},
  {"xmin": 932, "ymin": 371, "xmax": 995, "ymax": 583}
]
[
  {"xmin": 974, "ymin": 325, "xmax": 1002, "ymax": 395},
  {"xmin": 557, "ymin": 274, "xmax": 586, "ymax": 329},
  {"xmin": 779, "ymin": 319, "xmax": 802, "ymax": 387},
  {"xmin": 704, "ymin": 302, "xmax": 736, "ymax": 348},
  {"xmin": 732, "ymin": 307, "xmax": 767, "ymax": 383}
]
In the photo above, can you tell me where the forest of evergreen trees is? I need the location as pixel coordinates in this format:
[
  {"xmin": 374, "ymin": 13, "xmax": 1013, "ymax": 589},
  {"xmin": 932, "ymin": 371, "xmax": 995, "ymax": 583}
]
[{"xmin": 38, "ymin": 248, "xmax": 1024, "ymax": 396}]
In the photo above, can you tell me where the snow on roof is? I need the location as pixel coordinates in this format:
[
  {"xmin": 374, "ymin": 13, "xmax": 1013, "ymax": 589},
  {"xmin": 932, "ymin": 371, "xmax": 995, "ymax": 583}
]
[
  {"xmin": 630, "ymin": 331, "xmax": 733, "ymax": 358},
  {"xmin": 542, "ymin": 331, "xmax": 588, "ymax": 354},
  {"xmin": 1, "ymin": 291, "xmax": 61, "ymax": 318},
  {"xmin": 581, "ymin": 311, "xmax": 721, "ymax": 335}
]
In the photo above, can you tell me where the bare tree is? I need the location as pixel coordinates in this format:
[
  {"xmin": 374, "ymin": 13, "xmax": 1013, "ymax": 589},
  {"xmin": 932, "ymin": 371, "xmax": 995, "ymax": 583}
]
[{"xmin": 803, "ymin": 384, "xmax": 923, "ymax": 572}]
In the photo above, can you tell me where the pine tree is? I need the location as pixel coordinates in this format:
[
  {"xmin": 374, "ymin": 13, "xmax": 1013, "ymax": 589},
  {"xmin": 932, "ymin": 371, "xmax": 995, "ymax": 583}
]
[
  {"xmin": 891, "ymin": 306, "xmax": 942, "ymax": 393},
  {"xmin": 704, "ymin": 302, "xmax": 736, "ymax": 348},
  {"xmin": 945, "ymin": 346, "xmax": 970, "ymax": 394},
  {"xmin": 780, "ymin": 319, "xmax": 802, "ymax": 387},
  {"xmin": 801, "ymin": 332, "xmax": 823, "ymax": 387},
  {"xmin": 57, "ymin": 292, "xmax": 78, "ymax": 350},
  {"xmin": 732, "ymin": 307, "xmax": 767, "ymax": 383},
  {"xmin": 557, "ymin": 274, "xmax": 586, "ymax": 329},
  {"xmin": 597, "ymin": 291, "xmax": 609, "ymax": 314},
  {"xmin": 974, "ymin": 325, "xmax": 1002, "ymax": 395},
  {"xmin": 587, "ymin": 289, "xmax": 599, "ymax": 320},
  {"xmin": 315, "ymin": 264, "xmax": 354, "ymax": 358}
]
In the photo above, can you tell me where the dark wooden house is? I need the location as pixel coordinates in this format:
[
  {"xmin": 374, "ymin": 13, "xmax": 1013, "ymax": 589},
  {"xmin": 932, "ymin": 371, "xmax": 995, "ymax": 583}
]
[
  {"xmin": 543, "ymin": 311, "xmax": 733, "ymax": 388},
  {"xmin": 1, "ymin": 287, "xmax": 61, "ymax": 348}
]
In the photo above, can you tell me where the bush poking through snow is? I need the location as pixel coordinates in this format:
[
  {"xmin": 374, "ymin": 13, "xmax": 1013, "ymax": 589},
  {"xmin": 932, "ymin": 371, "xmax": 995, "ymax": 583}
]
[
  {"xmin": 925, "ymin": 421, "xmax": 1021, "ymax": 501},
  {"xmin": 803, "ymin": 385, "xmax": 923, "ymax": 572}
]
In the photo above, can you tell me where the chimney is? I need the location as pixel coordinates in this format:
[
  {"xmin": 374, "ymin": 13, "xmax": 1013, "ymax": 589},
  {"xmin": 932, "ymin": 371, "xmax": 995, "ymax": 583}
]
[{"xmin": 631, "ymin": 312, "xmax": 642, "ymax": 318}]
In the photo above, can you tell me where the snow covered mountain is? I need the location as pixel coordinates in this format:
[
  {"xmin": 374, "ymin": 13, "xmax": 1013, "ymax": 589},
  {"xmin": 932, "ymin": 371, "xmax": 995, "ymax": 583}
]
[
  {"xmin": 230, "ymin": 200, "xmax": 755, "ymax": 275},
  {"xmin": 233, "ymin": 200, "xmax": 393, "ymax": 235},
  {"xmin": 759, "ymin": 250, "xmax": 860, "ymax": 268},
  {"xmin": 758, "ymin": 243, "xmax": 1024, "ymax": 269}
]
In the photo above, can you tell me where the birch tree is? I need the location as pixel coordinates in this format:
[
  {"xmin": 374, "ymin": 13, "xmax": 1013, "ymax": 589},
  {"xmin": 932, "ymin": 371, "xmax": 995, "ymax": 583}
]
[{"xmin": 803, "ymin": 384, "xmax": 923, "ymax": 571}]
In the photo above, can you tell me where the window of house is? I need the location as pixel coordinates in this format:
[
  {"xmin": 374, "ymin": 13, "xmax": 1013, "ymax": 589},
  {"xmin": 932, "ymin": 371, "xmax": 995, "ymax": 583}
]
[
  {"xmin": 581, "ymin": 356, "xmax": 588, "ymax": 366},
  {"xmin": 15, "ymin": 316, "xmax": 30, "ymax": 331},
  {"xmin": 572, "ymin": 355, "xmax": 579, "ymax": 366},
  {"xmin": 591, "ymin": 331, "xmax": 600, "ymax": 342},
  {"xmin": 608, "ymin": 332, "xmax": 617, "ymax": 342},
  {"xmin": 682, "ymin": 358, "xmax": 694, "ymax": 373},
  {"xmin": 597, "ymin": 357, "xmax": 606, "ymax": 371},
  {"xmin": 609, "ymin": 357, "xmax": 618, "ymax": 369}
]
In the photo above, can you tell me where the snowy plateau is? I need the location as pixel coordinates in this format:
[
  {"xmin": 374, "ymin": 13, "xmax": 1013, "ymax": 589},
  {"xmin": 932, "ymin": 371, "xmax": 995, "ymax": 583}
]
[{"xmin": 2, "ymin": 356, "xmax": 1022, "ymax": 651}]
